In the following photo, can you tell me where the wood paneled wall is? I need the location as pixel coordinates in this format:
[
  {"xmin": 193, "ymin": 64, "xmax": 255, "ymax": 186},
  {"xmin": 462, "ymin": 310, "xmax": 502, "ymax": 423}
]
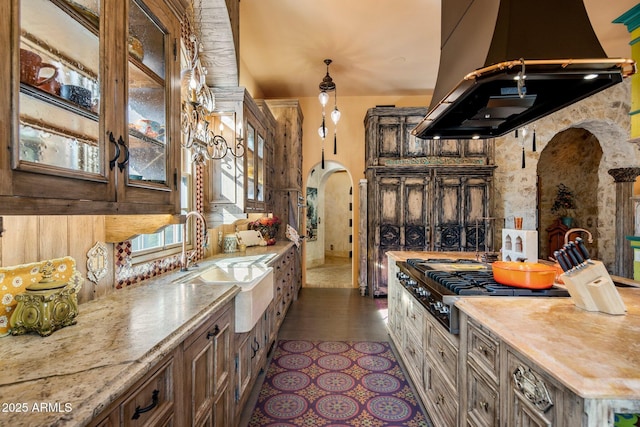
[{"xmin": 0, "ymin": 215, "xmax": 114, "ymax": 304}]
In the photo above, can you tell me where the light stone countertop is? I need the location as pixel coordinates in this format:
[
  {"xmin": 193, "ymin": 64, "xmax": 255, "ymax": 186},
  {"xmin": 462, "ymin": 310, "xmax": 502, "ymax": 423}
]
[
  {"xmin": 387, "ymin": 250, "xmax": 640, "ymax": 400},
  {"xmin": 455, "ymin": 288, "xmax": 640, "ymax": 400},
  {"xmin": 0, "ymin": 241, "xmax": 295, "ymax": 427}
]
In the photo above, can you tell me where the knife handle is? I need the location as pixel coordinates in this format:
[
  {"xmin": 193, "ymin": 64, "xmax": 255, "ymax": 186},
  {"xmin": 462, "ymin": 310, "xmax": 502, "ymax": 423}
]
[
  {"xmin": 563, "ymin": 244, "xmax": 579, "ymax": 267},
  {"xmin": 554, "ymin": 250, "xmax": 571, "ymax": 272},
  {"xmin": 568, "ymin": 241, "xmax": 585, "ymax": 264},
  {"xmin": 575, "ymin": 237, "xmax": 591, "ymax": 260},
  {"xmin": 559, "ymin": 249, "xmax": 573, "ymax": 272}
]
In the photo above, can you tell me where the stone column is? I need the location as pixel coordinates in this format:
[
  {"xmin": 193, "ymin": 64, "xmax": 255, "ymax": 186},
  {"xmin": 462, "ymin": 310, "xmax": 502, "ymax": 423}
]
[
  {"xmin": 358, "ymin": 179, "xmax": 368, "ymax": 296},
  {"xmin": 608, "ymin": 168, "xmax": 640, "ymax": 277}
]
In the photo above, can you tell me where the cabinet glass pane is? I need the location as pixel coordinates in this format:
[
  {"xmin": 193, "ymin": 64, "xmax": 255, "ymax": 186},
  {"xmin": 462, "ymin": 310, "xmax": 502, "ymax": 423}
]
[
  {"xmin": 19, "ymin": 0, "xmax": 101, "ymax": 177},
  {"xmin": 257, "ymin": 134, "xmax": 264, "ymax": 202},
  {"xmin": 246, "ymin": 123, "xmax": 255, "ymax": 200},
  {"xmin": 127, "ymin": 0, "xmax": 167, "ymax": 183}
]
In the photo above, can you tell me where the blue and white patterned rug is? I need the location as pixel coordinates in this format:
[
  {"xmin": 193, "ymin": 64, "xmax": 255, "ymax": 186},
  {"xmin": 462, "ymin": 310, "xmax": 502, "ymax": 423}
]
[{"xmin": 248, "ymin": 340, "xmax": 431, "ymax": 426}]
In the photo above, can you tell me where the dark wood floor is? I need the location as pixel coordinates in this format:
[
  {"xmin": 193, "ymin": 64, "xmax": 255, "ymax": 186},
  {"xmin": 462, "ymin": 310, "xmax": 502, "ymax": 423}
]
[
  {"xmin": 278, "ymin": 288, "xmax": 389, "ymax": 341},
  {"xmin": 238, "ymin": 288, "xmax": 390, "ymax": 426}
]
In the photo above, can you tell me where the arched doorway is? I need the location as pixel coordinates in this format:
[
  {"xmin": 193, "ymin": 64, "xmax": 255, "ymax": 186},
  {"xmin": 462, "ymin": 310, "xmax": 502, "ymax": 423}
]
[
  {"xmin": 304, "ymin": 161, "xmax": 354, "ymax": 288},
  {"xmin": 538, "ymin": 128, "xmax": 602, "ymax": 260}
]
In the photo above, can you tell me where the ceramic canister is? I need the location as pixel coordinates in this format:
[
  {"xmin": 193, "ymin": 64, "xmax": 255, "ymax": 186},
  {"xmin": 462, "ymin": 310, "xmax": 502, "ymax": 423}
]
[{"xmin": 222, "ymin": 234, "xmax": 238, "ymax": 253}]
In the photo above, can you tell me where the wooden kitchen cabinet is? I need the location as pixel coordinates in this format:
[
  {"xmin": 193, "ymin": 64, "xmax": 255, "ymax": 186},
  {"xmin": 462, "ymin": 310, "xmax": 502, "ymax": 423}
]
[
  {"xmin": 264, "ymin": 100, "xmax": 305, "ymax": 239},
  {"xmin": 233, "ymin": 301, "xmax": 271, "ymax": 422},
  {"xmin": 273, "ymin": 246, "xmax": 299, "ymax": 330},
  {"xmin": 231, "ymin": 245, "xmax": 300, "ymax": 423},
  {"xmin": 460, "ymin": 318, "xmax": 501, "ymax": 427},
  {"xmin": 459, "ymin": 314, "xmax": 584, "ymax": 427},
  {"xmin": 206, "ymin": 88, "xmax": 275, "ymax": 225},
  {"xmin": 0, "ymin": 0, "xmax": 184, "ymax": 215},
  {"xmin": 182, "ymin": 304, "xmax": 233, "ymax": 427},
  {"xmin": 365, "ymin": 107, "xmax": 495, "ymax": 296},
  {"xmin": 89, "ymin": 298, "xmax": 235, "ymax": 427},
  {"xmin": 89, "ymin": 353, "xmax": 178, "ymax": 427}
]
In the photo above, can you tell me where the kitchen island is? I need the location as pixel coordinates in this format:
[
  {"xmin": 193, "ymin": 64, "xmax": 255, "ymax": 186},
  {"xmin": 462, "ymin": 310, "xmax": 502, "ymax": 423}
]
[
  {"xmin": 0, "ymin": 242, "xmax": 295, "ymax": 426},
  {"xmin": 456, "ymin": 288, "xmax": 640, "ymax": 426},
  {"xmin": 386, "ymin": 251, "xmax": 640, "ymax": 426}
]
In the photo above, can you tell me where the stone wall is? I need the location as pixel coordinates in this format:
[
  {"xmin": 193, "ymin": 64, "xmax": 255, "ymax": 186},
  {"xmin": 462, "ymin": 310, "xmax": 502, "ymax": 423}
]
[{"xmin": 494, "ymin": 79, "xmax": 640, "ymax": 269}]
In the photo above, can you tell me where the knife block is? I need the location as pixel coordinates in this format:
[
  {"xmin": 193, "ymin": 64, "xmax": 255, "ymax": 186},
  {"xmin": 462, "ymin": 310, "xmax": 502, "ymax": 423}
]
[{"xmin": 559, "ymin": 260, "xmax": 626, "ymax": 315}]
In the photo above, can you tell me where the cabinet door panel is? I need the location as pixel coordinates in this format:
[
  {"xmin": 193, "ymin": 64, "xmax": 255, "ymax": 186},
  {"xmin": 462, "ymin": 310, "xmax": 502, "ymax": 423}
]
[
  {"xmin": 435, "ymin": 177, "xmax": 462, "ymax": 251},
  {"xmin": 377, "ymin": 117, "xmax": 401, "ymax": 158},
  {"xmin": 3, "ymin": 0, "xmax": 182, "ymax": 213},
  {"xmin": 378, "ymin": 178, "xmax": 401, "ymax": 247},
  {"xmin": 464, "ymin": 177, "xmax": 492, "ymax": 251},
  {"xmin": 119, "ymin": 0, "xmax": 177, "ymax": 208},
  {"xmin": 404, "ymin": 115, "xmax": 430, "ymax": 157},
  {"xmin": 405, "ymin": 177, "xmax": 429, "ymax": 248},
  {"xmin": 12, "ymin": 0, "xmax": 111, "ymax": 201},
  {"xmin": 467, "ymin": 362, "xmax": 499, "ymax": 427}
]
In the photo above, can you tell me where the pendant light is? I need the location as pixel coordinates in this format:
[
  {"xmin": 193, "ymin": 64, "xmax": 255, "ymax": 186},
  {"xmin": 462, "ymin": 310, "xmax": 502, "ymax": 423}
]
[{"xmin": 318, "ymin": 59, "xmax": 340, "ymax": 168}]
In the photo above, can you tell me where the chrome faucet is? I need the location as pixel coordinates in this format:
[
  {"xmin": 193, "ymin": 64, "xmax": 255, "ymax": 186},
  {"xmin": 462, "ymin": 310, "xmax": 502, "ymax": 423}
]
[
  {"xmin": 564, "ymin": 228, "xmax": 593, "ymax": 244},
  {"xmin": 180, "ymin": 211, "xmax": 208, "ymax": 271}
]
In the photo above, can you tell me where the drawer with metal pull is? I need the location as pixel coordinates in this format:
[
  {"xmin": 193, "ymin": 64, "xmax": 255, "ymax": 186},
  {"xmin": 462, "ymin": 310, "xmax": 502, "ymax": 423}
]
[{"xmin": 467, "ymin": 319, "xmax": 500, "ymax": 382}]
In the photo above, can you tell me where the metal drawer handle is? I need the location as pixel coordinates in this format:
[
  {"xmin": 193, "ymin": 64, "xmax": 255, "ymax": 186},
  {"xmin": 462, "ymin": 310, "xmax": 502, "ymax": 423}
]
[
  {"xmin": 108, "ymin": 131, "xmax": 121, "ymax": 171},
  {"xmin": 435, "ymin": 393, "xmax": 445, "ymax": 405},
  {"xmin": 438, "ymin": 347, "xmax": 445, "ymax": 359},
  {"xmin": 479, "ymin": 401, "xmax": 489, "ymax": 411},
  {"xmin": 117, "ymin": 135, "xmax": 129, "ymax": 172},
  {"xmin": 132, "ymin": 389, "xmax": 159, "ymax": 420}
]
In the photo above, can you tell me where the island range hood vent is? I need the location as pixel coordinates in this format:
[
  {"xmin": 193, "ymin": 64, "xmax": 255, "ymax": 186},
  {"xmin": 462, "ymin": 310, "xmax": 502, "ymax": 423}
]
[{"xmin": 412, "ymin": 0, "xmax": 635, "ymax": 140}]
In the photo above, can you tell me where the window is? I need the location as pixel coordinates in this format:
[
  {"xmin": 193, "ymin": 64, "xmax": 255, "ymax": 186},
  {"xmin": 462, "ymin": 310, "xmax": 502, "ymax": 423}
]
[{"xmin": 130, "ymin": 150, "xmax": 193, "ymax": 259}]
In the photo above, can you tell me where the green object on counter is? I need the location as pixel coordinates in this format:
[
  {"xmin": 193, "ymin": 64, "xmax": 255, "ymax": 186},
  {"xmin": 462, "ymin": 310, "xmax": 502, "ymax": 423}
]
[
  {"xmin": 626, "ymin": 236, "xmax": 640, "ymax": 281},
  {"xmin": 10, "ymin": 261, "xmax": 80, "ymax": 337}
]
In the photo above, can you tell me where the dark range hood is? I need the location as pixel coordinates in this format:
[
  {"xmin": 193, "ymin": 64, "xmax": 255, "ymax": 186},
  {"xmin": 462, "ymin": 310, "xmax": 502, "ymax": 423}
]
[{"xmin": 412, "ymin": 0, "xmax": 635, "ymax": 140}]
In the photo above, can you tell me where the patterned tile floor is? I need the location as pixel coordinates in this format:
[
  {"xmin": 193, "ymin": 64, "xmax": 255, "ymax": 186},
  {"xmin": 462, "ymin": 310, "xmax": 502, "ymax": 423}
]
[{"xmin": 247, "ymin": 340, "xmax": 431, "ymax": 426}]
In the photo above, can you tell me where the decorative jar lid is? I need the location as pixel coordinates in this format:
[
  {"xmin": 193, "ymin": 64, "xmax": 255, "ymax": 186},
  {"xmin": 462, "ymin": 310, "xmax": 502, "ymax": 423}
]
[{"xmin": 26, "ymin": 261, "xmax": 68, "ymax": 291}]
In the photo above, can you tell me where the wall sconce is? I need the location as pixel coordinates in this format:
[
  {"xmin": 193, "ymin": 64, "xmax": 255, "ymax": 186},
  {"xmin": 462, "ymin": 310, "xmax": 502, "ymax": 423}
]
[
  {"xmin": 180, "ymin": 12, "xmax": 243, "ymax": 166},
  {"xmin": 317, "ymin": 59, "xmax": 341, "ymax": 168}
]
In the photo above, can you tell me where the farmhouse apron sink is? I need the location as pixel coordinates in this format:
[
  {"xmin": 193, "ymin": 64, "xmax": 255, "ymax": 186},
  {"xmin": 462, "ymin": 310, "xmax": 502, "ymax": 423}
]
[{"xmin": 193, "ymin": 265, "xmax": 274, "ymax": 333}]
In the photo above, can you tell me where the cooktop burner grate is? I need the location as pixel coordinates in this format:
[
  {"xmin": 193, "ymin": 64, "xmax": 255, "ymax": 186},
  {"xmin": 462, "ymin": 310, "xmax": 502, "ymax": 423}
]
[{"xmin": 425, "ymin": 270, "xmax": 569, "ymax": 297}]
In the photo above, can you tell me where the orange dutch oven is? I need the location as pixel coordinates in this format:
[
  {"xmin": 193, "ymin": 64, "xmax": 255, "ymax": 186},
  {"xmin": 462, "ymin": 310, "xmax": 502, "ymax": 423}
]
[{"xmin": 491, "ymin": 261, "xmax": 557, "ymax": 289}]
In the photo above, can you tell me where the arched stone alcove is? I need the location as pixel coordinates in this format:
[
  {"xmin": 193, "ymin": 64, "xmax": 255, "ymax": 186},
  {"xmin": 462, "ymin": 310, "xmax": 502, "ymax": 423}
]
[
  {"xmin": 538, "ymin": 128, "xmax": 602, "ymax": 260},
  {"xmin": 495, "ymin": 79, "xmax": 640, "ymax": 269}
]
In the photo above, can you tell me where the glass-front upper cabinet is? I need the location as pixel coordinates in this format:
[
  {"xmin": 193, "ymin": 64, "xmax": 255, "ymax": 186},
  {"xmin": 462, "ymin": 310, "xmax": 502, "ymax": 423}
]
[
  {"xmin": 126, "ymin": 0, "xmax": 167, "ymax": 186},
  {"xmin": 204, "ymin": 88, "xmax": 273, "ymax": 221},
  {"xmin": 246, "ymin": 123, "xmax": 255, "ymax": 201},
  {"xmin": 0, "ymin": 0, "xmax": 183, "ymax": 214}
]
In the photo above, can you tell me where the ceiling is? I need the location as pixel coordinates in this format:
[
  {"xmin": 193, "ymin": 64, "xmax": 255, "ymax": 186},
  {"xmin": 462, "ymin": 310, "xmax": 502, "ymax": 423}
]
[{"xmin": 238, "ymin": 0, "xmax": 638, "ymax": 99}]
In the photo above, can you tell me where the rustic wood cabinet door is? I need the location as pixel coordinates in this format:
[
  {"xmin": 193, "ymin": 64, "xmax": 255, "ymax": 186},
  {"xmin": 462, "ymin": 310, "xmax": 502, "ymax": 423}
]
[
  {"xmin": 364, "ymin": 107, "xmax": 495, "ymax": 296},
  {"xmin": 184, "ymin": 307, "xmax": 233, "ymax": 427},
  {"xmin": 434, "ymin": 173, "xmax": 493, "ymax": 252},
  {"xmin": 1, "ymin": 0, "xmax": 183, "ymax": 214}
]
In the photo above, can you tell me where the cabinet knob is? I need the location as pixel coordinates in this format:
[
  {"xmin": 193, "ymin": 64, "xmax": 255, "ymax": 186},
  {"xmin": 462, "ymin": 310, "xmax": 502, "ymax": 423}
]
[
  {"xmin": 207, "ymin": 325, "xmax": 220, "ymax": 339},
  {"xmin": 438, "ymin": 347, "xmax": 445, "ymax": 359},
  {"xmin": 479, "ymin": 401, "xmax": 489, "ymax": 411}
]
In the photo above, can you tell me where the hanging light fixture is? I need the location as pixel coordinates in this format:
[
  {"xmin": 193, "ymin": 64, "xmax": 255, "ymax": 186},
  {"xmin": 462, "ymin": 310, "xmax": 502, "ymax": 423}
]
[
  {"xmin": 318, "ymin": 59, "xmax": 340, "ymax": 168},
  {"xmin": 180, "ymin": 2, "xmax": 244, "ymax": 165}
]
